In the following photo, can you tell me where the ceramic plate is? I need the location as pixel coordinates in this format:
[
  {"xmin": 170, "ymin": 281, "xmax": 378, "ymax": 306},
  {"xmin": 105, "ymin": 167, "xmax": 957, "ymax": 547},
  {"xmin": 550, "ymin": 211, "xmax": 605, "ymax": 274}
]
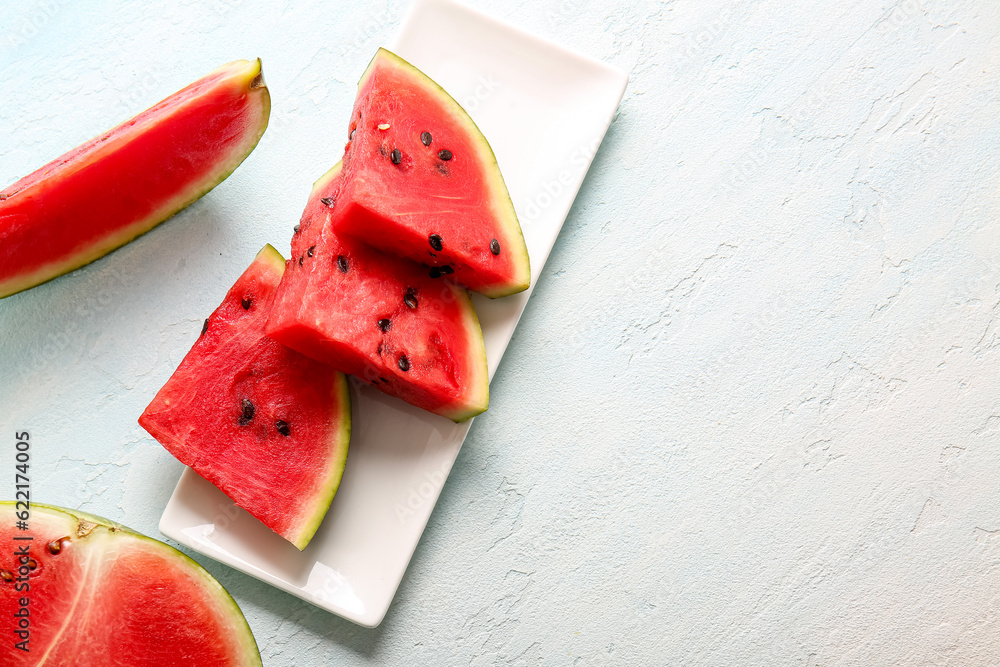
[{"xmin": 160, "ymin": 0, "xmax": 627, "ymax": 627}]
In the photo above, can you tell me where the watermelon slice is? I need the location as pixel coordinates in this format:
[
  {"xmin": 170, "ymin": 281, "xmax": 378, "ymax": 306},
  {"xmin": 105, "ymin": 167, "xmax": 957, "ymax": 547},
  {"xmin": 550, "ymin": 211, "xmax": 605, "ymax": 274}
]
[
  {"xmin": 333, "ymin": 48, "xmax": 530, "ymax": 299},
  {"xmin": 0, "ymin": 59, "xmax": 270, "ymax": 299},
  {"xmin": 139, "ymin": 245, "xmax": 351, "ymax": 550},
  {"xmin": 266, "ymin": 162, "xmax": 489, "ymax": 422},
  {"xmin": 0, "ymin": 502, "xmax": 261, "ymax": 666}
]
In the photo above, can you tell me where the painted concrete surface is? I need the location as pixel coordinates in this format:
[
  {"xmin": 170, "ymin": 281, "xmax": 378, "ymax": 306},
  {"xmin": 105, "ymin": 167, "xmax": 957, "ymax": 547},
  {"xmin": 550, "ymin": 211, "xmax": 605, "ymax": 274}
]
[{"xmin": 2, "ymin": 0, "xmax": 999, "ymax": 663}]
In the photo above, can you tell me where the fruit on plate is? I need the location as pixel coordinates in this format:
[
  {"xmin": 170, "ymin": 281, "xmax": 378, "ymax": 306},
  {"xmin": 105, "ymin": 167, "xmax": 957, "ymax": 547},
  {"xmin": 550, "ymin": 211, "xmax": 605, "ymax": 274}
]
[
  {"xmin": 267, "ymin": 161, "xmax": 489, "ymax": 423},
  {"xmin": 0, "ymin": 59, "xmax": 271, "ymax": 299},
  {"xmin": 333, "ymin": 48, "xmax": 530, "ymax": 298},
  {"xmin": 139, "ymin": 245, "xmax": 351, "ymax": 550},
  {"xmin": 0, "ymin": 502, "xmax": 261, "ymax": 666}
]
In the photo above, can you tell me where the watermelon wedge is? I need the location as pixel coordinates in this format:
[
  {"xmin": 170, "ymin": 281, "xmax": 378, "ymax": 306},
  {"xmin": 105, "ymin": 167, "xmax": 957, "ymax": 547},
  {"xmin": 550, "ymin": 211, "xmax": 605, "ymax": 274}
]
[
  {"xmin": 139, "ymin": 245, "xmax": 351, "ymax": 550},
  {"xmin": 0, "ymin": 59, "xmax": 270, "ymax": 299},
  {"xmin": 266, "ymin": 162, "xmax": 489, "ymax": 422},
  {"xmin": 333, "ymin": 48, "xmax": 530, "ymax": 298},
  {"xmin": 0, "ymin": 503, "xmax": 261, "ymax": 666}
]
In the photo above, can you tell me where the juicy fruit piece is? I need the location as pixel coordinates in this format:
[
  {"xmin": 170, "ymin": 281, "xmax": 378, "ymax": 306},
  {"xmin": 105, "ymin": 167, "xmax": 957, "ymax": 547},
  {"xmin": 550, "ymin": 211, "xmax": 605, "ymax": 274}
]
[
  {"xmin": 267, "ymin": 162, "xmax": 489, "ymax": 422},
  {"xmin": 139, "ymin": 245, "xmax": 351, "ymax": 550},
  {"xmin": 334, "ymin": 48, "xmax": 530, "ymax": 298},
  {"xmin": 0, "ymin": 59, "xmax": 271, "ymax": 299},
  {"xmin": 0, "ymin": 502, "xmax": 261, "ymax": 666}
]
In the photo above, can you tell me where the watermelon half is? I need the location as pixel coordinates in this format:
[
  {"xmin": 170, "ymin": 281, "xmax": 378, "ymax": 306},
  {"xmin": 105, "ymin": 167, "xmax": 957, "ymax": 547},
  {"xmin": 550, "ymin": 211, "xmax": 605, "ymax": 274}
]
[
  {"xmin": 0, "ymin": 58, "xmax": 271, "ymax": 299},
  {"xmin": 0, "ymin": 502, "xmax": 261, "ymax": 666},
  {"xmin": 266, "ymin": 162, "xmax": 489, "ymax": 422},
  {"xmin": 139, "ymin": 245, "xmax": 351, "ymax": 550},
  {"xmin": 333, "ymin": 48, "xmax": 530, "ymax": 299}
]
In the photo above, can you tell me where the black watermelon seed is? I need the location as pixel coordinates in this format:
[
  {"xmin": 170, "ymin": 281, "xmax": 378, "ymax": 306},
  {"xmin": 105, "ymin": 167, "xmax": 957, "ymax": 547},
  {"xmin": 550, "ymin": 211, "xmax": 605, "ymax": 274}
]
[
  {"xmin": 239, "ymin": 398, "xmax": 255, "ymax": 425},
  {"xmin": 379, "ymin": 376, "xmax": 389, "ymax": 383},
  {"xmin": 440, "ymin": 265, "xmax": 454, "ymax": 275},
  {"xmin": 390, "ymin": 148, "xmax": 402, "ymax": 165},
  {"xmin": 293, "ymin": 224, "xmax": 300, "ymax": 234},
  {"xmin": 201, "ymin": 318, "xmax": 209, "ymax": 336},
  {"xmin": 308, "ymin": 245, "xmax": 315, "ymax": 257},
  {"xmin": 429, "ymin": 267, "xmax": 442, "ymax": 279},
  {"xmin": 349, "ymin": 128, "xmax": 356, "ymax": 140},
  {"xmin": 275, "ymin": 420, "xmax": 290, "ymax": 437},
  {"xmin": 27, "ymin": 558, "xmax": 37, "ymax": 570},
  {"xmin": 241, "ymin": 296, "xmax": 252, "ymax": 310},
  {"xmin": 377, "ymin": 343, "xmax": 384, "ymax": 356},
  {"xmin": 337, "ymin": 255, "xmax": 349, "ymax": 273},
  {"xmin": 490, "ymin": 238, "xmax": 501, "ymax": 255},
  {"xmin": 438, "ymin": 149, "xmax": 453, "ymax": 161},
  {"xmin": 320, "ymin": 197, "xmax": 335, "ymax": 207},
  {"xmin": 299, "ymin": 255, "xmax": 304, "ymax": 266},
  {"xmin": 398, "ymin": 355, "xmax": 410, "ymax": 372},
  {"xmin": 378, "ymin": 318, "xmax": 391, "ymax": 332},
  {"xmin": 421, "ymin": 131, "xmax": 432, "ymax": 146},
  {"xmin": 47, "ymin": 539, "xmax": 63, "ymax": 555},
  {"xmin": 404, "ymin": 288, "xmax": 418, "ymax": 309},
  {"xmin": 429, "ymin": 233, "xmax": 443, "ymax": 251},
  {"xmin": 0, "ymin": 570, "xmax": 12, "ymax": 583}
]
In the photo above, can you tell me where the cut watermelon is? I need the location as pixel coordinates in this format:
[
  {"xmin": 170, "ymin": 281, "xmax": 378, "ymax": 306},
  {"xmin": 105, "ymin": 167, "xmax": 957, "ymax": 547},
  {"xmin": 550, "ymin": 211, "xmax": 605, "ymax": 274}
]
[
  {"xmin": 266, "ymin": 162, "xmax": 489, "ymax": 422},
  {"xmin": 0, "ymin": 502, "xmax": 260, "ymax": 666},
  {"xmin": 333, "ymin": 48, "xmax": 530, "ymax": 298},
  {"xmin": 139, "ymin": 245, "xmax": 351, "ymax": 550},
  {"xmin": 0, "ymin": 59, "xmax": 270, "ymax": 299}
]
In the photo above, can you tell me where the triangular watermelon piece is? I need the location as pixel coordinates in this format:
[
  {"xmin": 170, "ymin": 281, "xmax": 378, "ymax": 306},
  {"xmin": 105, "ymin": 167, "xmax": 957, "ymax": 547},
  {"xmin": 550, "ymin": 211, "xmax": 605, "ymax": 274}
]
[
  {"xmin": 266, "ymin": 162, "xmax": 489, "ymax": 423},
  {"xmin": 0, "ymin": 59, "xmax": 270, "ymax": 299},
  {"xmin": 139, "ymin": 245, "xmax": 351, "ymax": 550},
  {"xmin": 332, "ymin": 48, "xmax": 530, "ymax": 299}
]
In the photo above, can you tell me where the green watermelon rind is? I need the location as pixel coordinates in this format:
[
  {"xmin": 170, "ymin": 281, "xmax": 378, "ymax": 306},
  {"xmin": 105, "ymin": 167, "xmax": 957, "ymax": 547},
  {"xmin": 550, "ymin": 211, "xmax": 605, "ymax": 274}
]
[
  {"xmin": 357, "ymin": 48, "xmax": 531, "ymax": 299},
  {"xmin": 0, "ymin": 59, "xmax": 271, "ymax": 299},
  {"xmin": 0, "ymin": 502, "xmax": 262, "ymax": 666},
  {"xmin": 438, "ymin": 281, "xmax": 490, "ymax": 422},
  {"xmin": 289, "ymin": 367, "xmax": 353, "ymax": 549}
]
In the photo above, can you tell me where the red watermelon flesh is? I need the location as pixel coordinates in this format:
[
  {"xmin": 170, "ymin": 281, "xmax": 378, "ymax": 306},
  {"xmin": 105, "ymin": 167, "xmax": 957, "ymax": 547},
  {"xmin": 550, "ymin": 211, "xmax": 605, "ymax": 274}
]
[
  {"xmin": 266, "ymin": 162, "xmax": 489, "ymax": 423},
  {"xmin": 139, "ymin": 245, "xmax": 351, "ymax": 550},
  {"xmin": 0, "ymin": 503, "xmax": 261, "ymax": 666},
  {"xmin": 0, "ymin": 59, "xmax": 270, "ymax": 299},
  {"xmin": 333, "ymin": 48, "xmax": 530, "ymax": 299}
]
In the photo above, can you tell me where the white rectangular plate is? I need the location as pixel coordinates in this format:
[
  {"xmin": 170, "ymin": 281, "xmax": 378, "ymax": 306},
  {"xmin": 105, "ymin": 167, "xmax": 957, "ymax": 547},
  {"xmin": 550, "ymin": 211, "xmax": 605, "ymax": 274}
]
[{"xmin": 160, "ymin": 0, "xmax": 627, "ymax": 628}]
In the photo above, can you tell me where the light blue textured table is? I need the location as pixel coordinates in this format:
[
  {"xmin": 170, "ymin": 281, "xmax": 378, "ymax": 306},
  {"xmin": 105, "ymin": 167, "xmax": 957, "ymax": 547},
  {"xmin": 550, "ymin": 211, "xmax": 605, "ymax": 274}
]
[{"xmin": 3, "ymin": 0, "xmax": 999, "ymax": 663}]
